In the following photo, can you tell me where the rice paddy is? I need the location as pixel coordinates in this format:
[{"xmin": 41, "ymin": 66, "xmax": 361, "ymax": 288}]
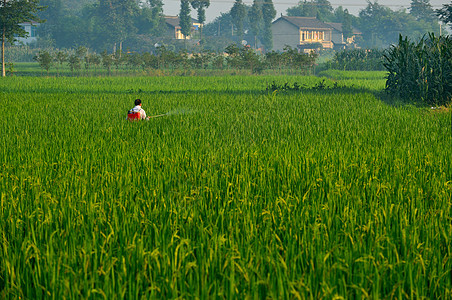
[{"xmin": 0, "ymin": 73, "xmax": 451, "ymax": 298}]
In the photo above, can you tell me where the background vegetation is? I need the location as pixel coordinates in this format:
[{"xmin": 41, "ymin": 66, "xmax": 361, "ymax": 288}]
[
  {"xmin": 20, "ymin": 0, "xmax": 447, "ymax": 53},
  {"xmin": 11, "ymin": 44, "xmax": 317, "ymax": 76}
]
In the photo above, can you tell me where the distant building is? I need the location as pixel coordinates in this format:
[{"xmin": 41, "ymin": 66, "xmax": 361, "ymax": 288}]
[
  {"xmin": 164, "ymin": 16, "xmax": 201, "ymax": 40},
  {"xmin": 272, "ymin": 16, "xmax": 360, "ymax": 52},
  {"xmin": 272, "ymin": 16, "xmax": 333, "ymax": 52},
  {"xmin": 326, "ymin": 22, "xmax": 361, "ymax": 50},
  {"xmin": 16, "ymin": 22, "xmax": 39, "ymax": 44}
]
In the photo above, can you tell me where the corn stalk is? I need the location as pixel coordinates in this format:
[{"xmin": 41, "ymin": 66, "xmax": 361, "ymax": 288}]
[{"xmin": 384, "ymin": 34, "xmax": 452, "ymax": 106}]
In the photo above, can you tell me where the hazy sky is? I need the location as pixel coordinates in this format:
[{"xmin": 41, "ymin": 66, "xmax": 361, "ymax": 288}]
[{"xmin": 162, "ymin": 0, "xmax": 450, "ymax": 22}]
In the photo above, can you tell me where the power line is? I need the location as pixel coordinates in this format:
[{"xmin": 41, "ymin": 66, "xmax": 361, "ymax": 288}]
[{"xmin": 163, "ymin": 0, "xmax": 445, "ymax": 9}]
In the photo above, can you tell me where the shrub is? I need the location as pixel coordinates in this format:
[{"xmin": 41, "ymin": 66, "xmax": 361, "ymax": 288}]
[
  {"xmin": 327, "ymin": 48, "xmax": 386, "ymax": 71},
  {"xmin": 34, "ymin": 50, "xmax": 53, "ymax": 73},
  {"xmin": 67, "ymin": 54, "xmax": 81, "ymax": 74}
]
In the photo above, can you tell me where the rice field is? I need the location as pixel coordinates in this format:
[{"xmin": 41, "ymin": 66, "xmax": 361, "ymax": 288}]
[{"xmin": 0, "ymin": 73, "xmax": 451, "ymax": 298}]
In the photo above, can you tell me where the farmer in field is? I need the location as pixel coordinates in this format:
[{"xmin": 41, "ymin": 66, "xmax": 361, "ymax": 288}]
[{"xmin": 127, "ymin": 99, "xmax": 149, "ymax": 120}]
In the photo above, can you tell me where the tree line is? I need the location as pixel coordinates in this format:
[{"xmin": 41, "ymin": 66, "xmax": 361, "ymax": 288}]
[
  {"xmin": 31, "ymin": 44, "xmax": 317, "ymax": 76},
  {"xmin": 7, "ymin": 0, "xmax": 452, "ymax": 53}
]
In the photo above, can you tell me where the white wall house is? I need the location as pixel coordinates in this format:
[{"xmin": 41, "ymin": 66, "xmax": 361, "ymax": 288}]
[
  {"xmin": 272, "ymin": 16, "xmax": 333, "ymax": 52},
  {"xmin": 15, "ymin": 22, "xmax": 39, "ymax": 44},
  {"xmin": 272, "ymin": 16, "xmax": 361, "ymax": 52}
]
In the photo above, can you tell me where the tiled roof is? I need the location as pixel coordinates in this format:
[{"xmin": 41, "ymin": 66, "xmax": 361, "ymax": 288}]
[
  {"xmin": 164, "ymin": 16, "xmax": 200, "ymax": 28},
  {"xmin": 326, "ymin": 22, "xmax": 361, "ymax": 35},
  {"xmin": 275, "ymin": 16, "xmax": 332, "ymax": 30},
  {"xmin": 165, "ymin": 16, "xmax": 180, "ymax": 28}
]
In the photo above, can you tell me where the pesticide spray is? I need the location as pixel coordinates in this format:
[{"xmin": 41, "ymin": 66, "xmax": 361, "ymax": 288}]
[{"xmin": 148, "ymin": 108, "xmax": 194, "ymax": 119}]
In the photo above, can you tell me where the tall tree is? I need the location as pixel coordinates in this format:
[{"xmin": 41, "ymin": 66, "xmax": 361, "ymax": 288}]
[
  {"xmin": 230, "ymin": 0, "xmax": 246, "ymax": 40},
  {"xmin": 190, "ymin": 0, "xmax": 209, "ymax": 41},
  {"xmin": 342, "ymin": 9, "xmax": 353, "ymax": 40},
  {"xmin": 286, "ymin": 0, "xmax": 333, "ymax": 21},
  {"xmin": 179, "ymin": 0, "xmax": 191, "ymax": 48},
  {"xmin": 62, "ymin": 0, "xmax": 95, "ymax": 12},
  {"xmin": 37, "ymin": 0, "xmax": 62, "ymax": 40},
  {"xmin": 135, "ymin": 0, "xmax": 164, "ymax": 36},
  {"xmin": 261, "ymin": 0, "xmax": 275, "ymax": 51},
  {"xmin": 248, "ymin": 0, "xmax": 262, "ymax": 49},
  {"xmin": 437, "ymin": 3, "xmax": 452, "ymax": 29},
  {"xmin": 94, "ymin": 0, "xmax": 139, "ymax": 52},
  {"xmin": 359, "ymin": 1, "xmax": 402, "ymax": 47},
  {"xmin": 1, "ymin": 0, "xmax": 44, "ymax": 77},
  {"xmin": 316, "ymin": 0, "xmax": 333, "ymax": 21},
  {"xmin": 410, "ymin": 0, "xmax": 435, "ymax": 22}
]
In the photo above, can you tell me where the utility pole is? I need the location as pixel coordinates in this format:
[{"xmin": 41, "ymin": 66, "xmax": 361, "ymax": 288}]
[{"xmin": 1, "ymin": 0, "xmax": 6, "ymax": 77}]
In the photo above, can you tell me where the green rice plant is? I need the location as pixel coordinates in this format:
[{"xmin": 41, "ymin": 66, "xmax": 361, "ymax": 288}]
[{"xmin": 0, "ymin": 74, "xmax": 451, "ymax": 298}]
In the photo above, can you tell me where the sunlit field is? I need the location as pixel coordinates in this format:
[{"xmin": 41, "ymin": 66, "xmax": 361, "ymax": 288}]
[{"xmin": 1, "ymin": 73, "xmax": 451, "ymax": 298}]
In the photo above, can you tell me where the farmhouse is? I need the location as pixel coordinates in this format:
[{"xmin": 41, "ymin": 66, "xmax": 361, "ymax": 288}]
[
  {"xmin": 164, "ymin": 16, "xmax": 202, "ymax": 40},
  {"xmin": 272, "ymin": 16, "xmax": 333, "ymax": 52},
  {"xmin": 272, "ymin": 16, "xmax": 360, "ymax": 52},
  {"xmin": 15, "ymin": 21, "xmax": 39, "ymax": 44}
]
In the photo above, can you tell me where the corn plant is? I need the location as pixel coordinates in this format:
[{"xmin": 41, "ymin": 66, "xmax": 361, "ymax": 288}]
[{"xmin": 384, "ymin": 34, "xmax": 452, "ymax": 106}]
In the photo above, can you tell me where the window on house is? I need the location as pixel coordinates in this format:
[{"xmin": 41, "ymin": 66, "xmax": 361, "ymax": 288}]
[{"xmin": 31, "ymin": 26, "xmax": 36, "ymax": 37}]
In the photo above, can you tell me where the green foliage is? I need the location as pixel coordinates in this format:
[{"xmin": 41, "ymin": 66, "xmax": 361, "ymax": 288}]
[
  {"xmin": 54, "ymin": 50, "xmax": 68, "ymax": 76},
  {"xmin": 230, "ymin": 0, "xmax": 246, "ymax": 40},
  {"xmin": 67, "ymin": 53, "xmax": 81, "ymax": 74},
  {"xmin": 36, "ymin": 0, "xmax": 163, "ymax": 52},
  {"xmin": 248, "ymin": 0, "xmax": 261, "ymax": 49},
  {"xmin": 286, "ymin": 0, "xmax": 333, "ymax": 21},
  {"xmin": 6, "ymin": 61, "xmax": 15, "ymax": 76},
  {"xmin": 179, "ymin": 0, "xmax": 192, "ymax": 40},
  {"xmin": 93, "ymin": 0, "xmax": 139, "ymax": 50},
  {"xmin": 261, "ymin": 0, "xmax": 276, "ymax": 51},
  {"xmin": 4, "ymin": 45, "xmax": 41, "ymax": 62},
  {"xmin": 0, "ymin": 74, "xmax": 451, "ymax": 298},
  {"xmin": 100, "ymin": 50, "xmax": 113, "ymax": 74},
  {"xmin": 134, "ymin": 0, "xmax": 164, "ymax": 36},
  {"xmin": 0, "ymin": 0, "xmax": 45, "ymax": 76},
  {"xmin": 264, "ymin": 48, "xmax": 316, "ymax": 74},
  {"xmin": 436, "ymin": 3, "xmax": 452, "ymax": 29},
  {"xmin": 410, "ymin": 0, "xmax": 435, "ymax": 22},
  {"xmin": 6, "ymin": 44, "xmax": 320, "ymax": 76},
  {"xmin": 0, "ymin": 0, "xmax": 44, "ymax": 43},
  {"xmin": 191, "ymin": 0, "xmax": 209, "ymax": 25},
  {"xmin": 85, "ymin": 52, "xmax": 100, "ymax": 71},
  {"xmin": 326, "ymin": 48, "xmax": 386, "ymax": 71},
  {"xmin": 33, "ymin": 49, "xmax": 53, "ymax": 72},
  {"xmin": 358, "ymin": 1, "xmax": 440, "ymax": 48},
  {"xmin": 384, "ymin": 34, "xmax": 452, "ymax": 106},
  {"xmin": 190, "ymin": 0, "xmax": 209, "ymax": 41},
  {"xmin": 341, "ymin": 9, "xmax": 353, "ymax": 40},
  {"xmin": 225, "ymin": 43, "xmax": 264, "ymax": 73}
]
